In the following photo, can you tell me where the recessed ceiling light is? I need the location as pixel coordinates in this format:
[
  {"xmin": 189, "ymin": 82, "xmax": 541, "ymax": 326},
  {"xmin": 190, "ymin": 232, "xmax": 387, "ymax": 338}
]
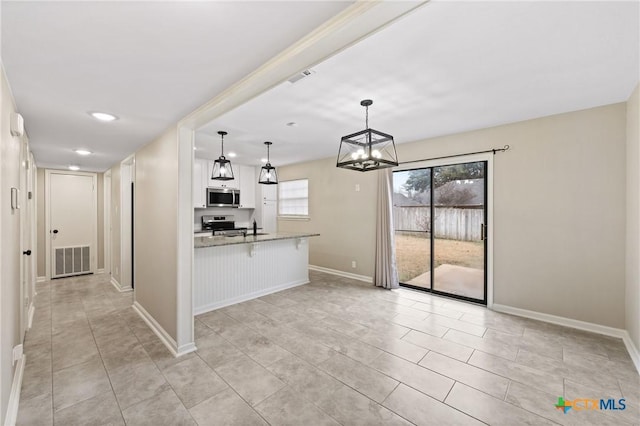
[
  {"xmin": 68, "ymin": 165, "xmax": 80, "ymax": 171},
  {"xmin": 286, "ymin": 122, "xmax": 297, "ymax": 127},
  {"xmin": 193, "ymin": 147, "xmax": 197, "ymax": 151},
  {"xmin": 89, "ymin": 111, "xmax": 118, "ymax": 122},
  {"xmin": 74, "ymin": 149, "xmax": 92, "ymax": 156},
  {"xmin": 228, "ymin": 152, "xmax": 237, "ymax": 158}
]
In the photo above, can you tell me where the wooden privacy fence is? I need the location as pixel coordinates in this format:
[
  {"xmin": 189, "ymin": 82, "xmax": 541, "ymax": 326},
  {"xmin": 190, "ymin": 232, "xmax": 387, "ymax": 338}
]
[{"xmin": 393, "ymin": 206, "xmax": 483, "ymax": 241}]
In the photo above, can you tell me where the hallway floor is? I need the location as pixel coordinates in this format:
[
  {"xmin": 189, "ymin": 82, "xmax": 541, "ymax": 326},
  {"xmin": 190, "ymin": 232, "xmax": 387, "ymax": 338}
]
[{"xmin": 17, "ymin": 271, "xmax": 639, "ymax": 425}]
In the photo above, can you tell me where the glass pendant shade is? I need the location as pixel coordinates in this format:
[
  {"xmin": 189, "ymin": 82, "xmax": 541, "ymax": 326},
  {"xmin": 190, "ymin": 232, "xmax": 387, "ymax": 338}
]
[
  {"xmin": 212, "ymin": 131, "xmax": 234, "ymax": 180},
  {"xmin": 337, "ymin": 99, "xmax": 398, "ymax": 172},
  {"xmin": 258, "ymin": 164, "xmax": 278, "ymax": 184},
  {"xmin": 212, "ymin": 157, "xmax": 234, "ymax": 181},
  {"xmin": 259, "ymin": 141, "xmax": 278, "ymax": 185}
]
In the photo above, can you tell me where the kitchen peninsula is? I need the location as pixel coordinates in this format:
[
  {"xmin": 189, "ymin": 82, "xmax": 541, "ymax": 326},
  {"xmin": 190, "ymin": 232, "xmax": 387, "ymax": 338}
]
[{"xmin": 194, "ymin": 232, "xmax": 319, "ymax": 314}]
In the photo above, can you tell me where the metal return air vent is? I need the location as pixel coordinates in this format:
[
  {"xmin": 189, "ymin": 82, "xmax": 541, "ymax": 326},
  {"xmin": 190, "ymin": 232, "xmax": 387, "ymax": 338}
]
[{"xmin": 54, "ymin": 246, "xmax": 90, "ymax": 278}]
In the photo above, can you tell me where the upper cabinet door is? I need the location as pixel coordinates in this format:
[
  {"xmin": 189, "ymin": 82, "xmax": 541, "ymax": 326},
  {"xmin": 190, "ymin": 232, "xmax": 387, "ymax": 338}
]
[
  {"xmin": 207, "ymin": 160, "xmax": 239, "ymax": 190},
  {"xmin": 238, "ymin": 165, "xmax": 256, "ymax": 209},
  {"xmin": 193, "ymin": 158, "xmax": 207, "ymax": 208}
]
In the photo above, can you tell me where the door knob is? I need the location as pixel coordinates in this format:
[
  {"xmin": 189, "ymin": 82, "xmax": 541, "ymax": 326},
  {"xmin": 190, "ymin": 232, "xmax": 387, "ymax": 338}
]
[
  {"xmin": 23, "ymin": 250, "xmax": 31, "ymax": 256},
  {"xmin": 52, "ymin": 229, "xmax": 59, "ymax": 234}
]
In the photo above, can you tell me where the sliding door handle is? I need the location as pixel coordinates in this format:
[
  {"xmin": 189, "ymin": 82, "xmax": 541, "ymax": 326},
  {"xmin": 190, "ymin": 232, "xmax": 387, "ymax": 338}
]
[{"xmin": 480, "ymin": 223, "xmax": 485, "ymax": 241}]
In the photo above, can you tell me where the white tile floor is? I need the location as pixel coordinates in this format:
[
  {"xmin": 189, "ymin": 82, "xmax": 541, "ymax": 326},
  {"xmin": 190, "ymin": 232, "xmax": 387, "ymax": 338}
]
[{"xmin": 17, "ymin": 270, "xmax": 639, "ymax": 425}]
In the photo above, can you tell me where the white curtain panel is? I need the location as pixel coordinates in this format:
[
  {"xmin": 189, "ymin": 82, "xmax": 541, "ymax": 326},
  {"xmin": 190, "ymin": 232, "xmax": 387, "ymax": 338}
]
[{"xmin": 374, "ymin": 168, "xmax": 399, "ymax": 289}]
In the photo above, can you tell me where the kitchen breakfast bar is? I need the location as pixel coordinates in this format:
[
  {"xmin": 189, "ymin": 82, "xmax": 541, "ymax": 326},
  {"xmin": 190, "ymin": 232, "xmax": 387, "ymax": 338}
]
[{"xmin": 194, "ymin": 232, "xmax": 319, "ymax": 315}]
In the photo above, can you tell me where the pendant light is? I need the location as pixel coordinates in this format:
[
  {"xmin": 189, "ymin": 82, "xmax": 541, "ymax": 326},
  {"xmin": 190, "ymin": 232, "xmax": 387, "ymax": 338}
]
[
  {"xmin": 336, "ymin": 99, "xmax": 398, "ymax": 172},
  {"xmin": 258, "ymin": 141, "xmax": 278, "ymax": 185},
  {"xmin": 211, "ymin": 131, "xmax": 234, "ymax": 180}
]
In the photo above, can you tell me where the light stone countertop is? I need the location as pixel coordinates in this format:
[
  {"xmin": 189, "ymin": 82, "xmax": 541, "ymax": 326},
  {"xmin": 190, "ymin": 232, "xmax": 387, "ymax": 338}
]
[{"xmin": 194, "ymin": 232, "xmax": 319, "ymax": 248}]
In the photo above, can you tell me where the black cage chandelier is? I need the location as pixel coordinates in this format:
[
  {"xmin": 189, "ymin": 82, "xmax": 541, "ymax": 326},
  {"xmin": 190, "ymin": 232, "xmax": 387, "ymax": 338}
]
[
  {"xmin": 336, "ymin": 99, "xmax": 398, "ymax": 172},
  {"xmin": 258, "ymin": 141, "xmax": 278, "ymax": 185},
  {"xmin": 211, "ymin": 130, "xmax": 234, "ymax": 180}
]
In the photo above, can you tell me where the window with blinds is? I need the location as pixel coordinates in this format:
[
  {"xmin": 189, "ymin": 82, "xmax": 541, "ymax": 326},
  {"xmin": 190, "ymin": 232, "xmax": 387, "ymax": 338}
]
[{"xmin": 278, "ymin": 179, "xmax": 309, "ymax": 217}]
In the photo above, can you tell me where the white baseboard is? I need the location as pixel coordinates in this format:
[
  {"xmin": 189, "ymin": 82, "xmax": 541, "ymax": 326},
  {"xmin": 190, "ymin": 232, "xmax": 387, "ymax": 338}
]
[
  {"xmin": 36, "ymin": 276, "xmax": 46, "ymax": 283},
  {"xmin": 97, "ymin": 268, "xmax": 105, "ymax": 274},
  {"xmin": 110, "ymin": 277, "xmax": 132, "ymax": 293},
  {"xmin": 133, "ymin": 302, "xmax": 196, "ymax": 357},
  {"xmin": 622, "ymin": 331, "xmax": 640, "ymax": 374},
  {"xmin": 309, "ymin": 265, "xmax": 372, "ymax": 283},
  {"xmin": 27, "ymin": 302, "xmax": 35, "ymax": 330},
  {"xmin": 492, "ymin": 304, "xmax": 627, "ymax": 338},
  {"xmin": 492, "ymin": 303, "xmax": 639, "ymax": 374},
  {"xmin": 194, "ymin": 279, "xmax": 309, "ymax": 316},
  {"xmin": 4, "ymin": 354, "xmax": 25, "ymax": 426}
]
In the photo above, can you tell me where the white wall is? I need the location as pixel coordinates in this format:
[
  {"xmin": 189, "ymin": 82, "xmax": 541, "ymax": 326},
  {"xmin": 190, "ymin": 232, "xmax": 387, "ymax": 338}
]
[
  {"xmin": 0, "ymin": 66, "xmax": 27, "ymax": 424},
  {"xmin": 626, "ymin": 82, "xmax": 640, "ymax": 352},
  {"xmin": 280, "ymin": 103, "xmax": 627, "ymax": 329}
]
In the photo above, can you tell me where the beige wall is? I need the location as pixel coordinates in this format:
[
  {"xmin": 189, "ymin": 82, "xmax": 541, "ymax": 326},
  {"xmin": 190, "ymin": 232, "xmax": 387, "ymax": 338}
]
[
  {"xmin": 280, "ymin": 103, "xmax": 627, "ymax": 329},
  {"xmin": 110, "ymin": 163, "xmax": 121, "ymax": 284},
  {"xmin": 626, "ymin": 83, "xmax": 640, "ymax": 350},
  {"xmin": 0, "ymin": 67, "xmax": 24, "ymax": 423},
  {"xmin": 36, "ymin": 168, "xmax": 45, "ymax": 277},
  {"xmin": 279, "ymin": 158, "xmax": 378, "ymax": 276},
  {"xmin": 134, "ymin": 127, "xmax": 179, "ymax": 339}
]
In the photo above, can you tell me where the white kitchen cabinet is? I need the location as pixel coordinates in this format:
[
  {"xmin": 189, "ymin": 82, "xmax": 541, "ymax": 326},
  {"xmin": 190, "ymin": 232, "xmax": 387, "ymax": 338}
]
[
  {"xmin": 238, "ymin": 165, "xmax": 255, "ymax": 209},
  {"xmin": 261, "ymin": 199, "xmax": 277, "ymax": 232},
  {"xmin": 254, "ymin": 183, "xmax": 278, "ymax": 232},
  {"xmin": 261, "ymin": 183, "xmax": 277, "ymax": 202},
  {"xmin": 207, "ymin": 160, "xmax": 239, "ymax": 189},
  {"xmin": 193, "ymin": 158, "xmax": 207, "ymax": 208}
]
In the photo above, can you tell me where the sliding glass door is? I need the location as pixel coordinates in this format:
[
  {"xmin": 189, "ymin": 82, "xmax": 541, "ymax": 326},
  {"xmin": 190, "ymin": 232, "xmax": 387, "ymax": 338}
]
[
  {"xmin": 393, "ymin": 161, "xmax": 487, "ymax": 304},
  {"xmin": 393, "ymin": 168, "xmax": 432, "ymax": 289}
]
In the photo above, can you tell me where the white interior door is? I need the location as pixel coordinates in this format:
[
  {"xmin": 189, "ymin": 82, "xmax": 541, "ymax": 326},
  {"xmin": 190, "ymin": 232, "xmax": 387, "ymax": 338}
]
[
  {"xmin": 120, "ymin": 156, "xmax": 135, "ymax": 290},
  {"xmin": 48, "ymin": 171, "xmax": 97, "ymax": 278},
  {"xmin": 104, "ymin": 171, "xmax": 111, "ymax": 276}
]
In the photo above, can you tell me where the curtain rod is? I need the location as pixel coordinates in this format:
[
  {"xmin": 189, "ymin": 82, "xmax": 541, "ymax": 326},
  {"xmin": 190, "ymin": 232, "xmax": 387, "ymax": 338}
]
[{"xmin": 398, "ymin": 145, "xmax": 510, "ymax": 165}]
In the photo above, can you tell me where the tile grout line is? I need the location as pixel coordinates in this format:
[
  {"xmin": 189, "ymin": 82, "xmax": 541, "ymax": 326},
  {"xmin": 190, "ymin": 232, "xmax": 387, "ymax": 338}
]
[
  {"xmin": 193, "ymin": 349, "xmax": 273, "ymax": 426},
  {"xmin": 197, "ymin": 310, "xmax": 348, "ymax": 424},
  {"xmin": 211, "ymin": 278, "xmax": 530, "ymax": 423},
  {"xmin": 115, "ymin": 293, "xmax": 202, "ymax": 425},
  {"xmin": 84, "ymin": 284, "xmax": 128, "ymax": 425},
  {"xmin": 205, "ymin": 305, "xmax": 416, "ymax": 424}
]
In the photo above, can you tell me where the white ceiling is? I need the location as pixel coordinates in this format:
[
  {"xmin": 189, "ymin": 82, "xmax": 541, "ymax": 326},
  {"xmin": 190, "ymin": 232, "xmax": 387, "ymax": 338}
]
[
  {"xmin": 196, "ymin": 0, "xmax": 640, "ymax": 167},
  {"xmin": 1, "ymin": 1, "xmax": 353, "ymax": 171}
]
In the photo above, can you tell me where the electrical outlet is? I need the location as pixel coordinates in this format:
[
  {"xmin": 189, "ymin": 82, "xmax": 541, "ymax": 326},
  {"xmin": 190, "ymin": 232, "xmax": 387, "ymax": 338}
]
[
  {"xmin": 355, "ymin": 184, "xmax": 360, "ymax": 192},
  {"xmin": 351, "ymin": 260, "xmax": 357, "ymax": 269}
]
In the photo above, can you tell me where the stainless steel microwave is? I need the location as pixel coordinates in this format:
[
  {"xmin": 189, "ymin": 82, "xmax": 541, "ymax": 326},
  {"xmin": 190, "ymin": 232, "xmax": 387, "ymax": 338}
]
[{"xmin": 206, "ymin": 188, "xmax": 240, "ymax": 208}]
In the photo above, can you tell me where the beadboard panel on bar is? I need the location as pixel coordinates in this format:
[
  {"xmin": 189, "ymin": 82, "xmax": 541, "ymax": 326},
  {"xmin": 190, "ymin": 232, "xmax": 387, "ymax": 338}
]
[{"xmin": 194, "ymin": 237, "xmax": 312, "ymax": 315}]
